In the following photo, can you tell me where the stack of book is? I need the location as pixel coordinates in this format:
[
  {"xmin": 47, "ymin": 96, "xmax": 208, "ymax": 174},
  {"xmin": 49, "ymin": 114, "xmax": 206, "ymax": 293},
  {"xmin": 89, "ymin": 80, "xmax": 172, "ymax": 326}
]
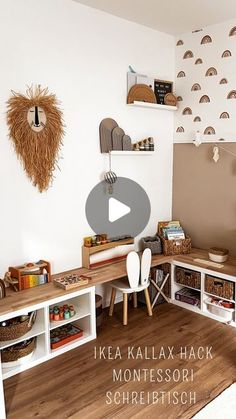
[
  {"xmin": 158, "ymin": 221, "xmax": 185, "ymax": 241},
  {"xmin": 175, "ymin": 288, "xmax": 200, "ymax": 307}
]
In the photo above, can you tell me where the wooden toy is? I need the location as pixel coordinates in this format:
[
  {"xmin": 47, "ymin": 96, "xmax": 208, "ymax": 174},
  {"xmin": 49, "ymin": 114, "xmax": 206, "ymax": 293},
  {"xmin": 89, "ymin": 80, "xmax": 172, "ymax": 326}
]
[
  {"xmin": 8, "ymin": 260, "xmax": 51, "ymax": 291},
  {"xmin": 49, "ymin": 304, "xmax": 75, "ymax": 322},
  {"xmin": 50, "ymin": 324, "xmax": 83, "ymax": 349},
  {"xmin": 53, "ymin": 274, "xmax": 90, "ymax": 290}
]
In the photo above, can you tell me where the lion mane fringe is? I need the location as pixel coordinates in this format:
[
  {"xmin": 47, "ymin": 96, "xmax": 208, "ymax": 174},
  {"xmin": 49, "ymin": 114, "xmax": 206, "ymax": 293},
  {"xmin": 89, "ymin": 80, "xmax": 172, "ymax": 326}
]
[{"xmin": 7, "ymin": 85, "xmax": 64, "ymax": 192}]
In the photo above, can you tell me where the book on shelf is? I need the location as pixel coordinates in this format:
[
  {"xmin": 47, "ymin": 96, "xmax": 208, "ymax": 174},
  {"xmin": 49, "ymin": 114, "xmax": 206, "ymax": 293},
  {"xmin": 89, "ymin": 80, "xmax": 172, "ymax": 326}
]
[
  {"xmin": 175, "ymin": 288, "xmax": 200, "ymax": 307},
  {"xmin": 158, "ymin": 220, "xmax": 187, "ymax": 241}
]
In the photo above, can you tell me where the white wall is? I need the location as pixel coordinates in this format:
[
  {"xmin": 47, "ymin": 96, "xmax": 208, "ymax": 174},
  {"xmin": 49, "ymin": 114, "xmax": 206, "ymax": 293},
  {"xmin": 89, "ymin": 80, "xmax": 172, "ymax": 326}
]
[{"xmin": 0, "ymin": 0, "xmax": 174, "ymax": 304}]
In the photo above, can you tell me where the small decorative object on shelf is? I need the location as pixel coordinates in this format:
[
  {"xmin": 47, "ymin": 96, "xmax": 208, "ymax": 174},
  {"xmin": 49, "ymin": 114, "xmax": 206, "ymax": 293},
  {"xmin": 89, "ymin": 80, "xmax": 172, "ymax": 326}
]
[
  {"xmin": 127, "ymin": 72, "xmax": 176, "ymax": 107},
  {"xmin": 127, "ymin": 84, "xmax": 157, "ymax": 104},
  {"xmin": 141, "ymin": 235, "xmax": 162, "ymax": 255},
  {"xmin": 154, "ymin": 80, "xmax": 173, "ymax": 104},
  {"xmin": 49, "ymin": 304, "xmax": 76, "ymax": 321},
  {"xmin": 84, "ymin": 234, "xmax": 108, "ymax": 247},
  {"xmin": 8, "ymin": 260, "xmax": 51, "ymax": 291},
  {"xmin": 208, "ymin": 247, "xmax": 229, "ymax": 263},
  {"xmin": 53, "ymin": 274, "xmax": 90, "ymax": 290},
  {"xmin": 100, "ymin": 118, "xmax": 133, "ymax": 153},
  {"xmin": 100, "ymin": 117, "xmax": 155, "ymax": 154},
  {"xmin": 50, "ymin": 324, "xmax": 83, "ymax": 349},
  {"xmin": 100, "ymin": 118, "xmax": 118, "ymax": 153},
  {"xmin": 122, "ymin": 135, "xmax": 132, "ymax": 151},
  {"xmin": 157, "ymin": 220, "xmax": 191, "ymax": 256},
  {"xmin": 164, "ymin": 93, "xmax": 177, "ymax": 106},
  {"xmin": 132, "ymin": 137, "xmax": 155, "ymax": 152}
]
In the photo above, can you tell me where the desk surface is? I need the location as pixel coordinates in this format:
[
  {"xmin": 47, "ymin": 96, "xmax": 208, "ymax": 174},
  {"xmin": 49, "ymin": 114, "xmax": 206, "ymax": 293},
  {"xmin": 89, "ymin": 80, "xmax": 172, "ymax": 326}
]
[
  {"xmin": 0, "ymin": 253, "xmax": 171, "ymax": 317},
  {"xmin": 1, "ymin": 248, "xmax": 236, "ymax": 317},
  {"xmin": 173, "ymin": 248, "xmax": 236, "ymax": 277}
]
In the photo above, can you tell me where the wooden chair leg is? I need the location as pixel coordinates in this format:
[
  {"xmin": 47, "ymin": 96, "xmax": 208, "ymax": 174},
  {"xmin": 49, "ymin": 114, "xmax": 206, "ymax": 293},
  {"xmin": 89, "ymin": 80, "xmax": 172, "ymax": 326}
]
[
  {"xmin": 133, "ymin": 292, "xmax": 137, "ymax": 308},
  {"xmin": 144, "ymin": 288, "xmax": 152, "ymax": 317},
  {"xmin": 123, "ymin": 293, "xmax": 128, "ymax": 325},
  {"xmin": 109, "ymin": 288, "xmax": 116, "ymax": 316}
]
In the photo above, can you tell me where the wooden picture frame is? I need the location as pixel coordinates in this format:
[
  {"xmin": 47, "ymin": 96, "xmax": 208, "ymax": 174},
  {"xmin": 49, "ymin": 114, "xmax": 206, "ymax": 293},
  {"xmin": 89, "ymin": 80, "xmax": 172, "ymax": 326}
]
[{"xmin": 154, "ymin": 79, "xmax": 173, "ymax": 105}]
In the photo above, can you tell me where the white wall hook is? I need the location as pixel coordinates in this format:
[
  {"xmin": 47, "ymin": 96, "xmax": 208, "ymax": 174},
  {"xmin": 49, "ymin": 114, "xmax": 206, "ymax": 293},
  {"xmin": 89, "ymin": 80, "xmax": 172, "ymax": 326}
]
[{"xmin": 193, "ymin": 131, "xmax": 202, "ymax": 147}]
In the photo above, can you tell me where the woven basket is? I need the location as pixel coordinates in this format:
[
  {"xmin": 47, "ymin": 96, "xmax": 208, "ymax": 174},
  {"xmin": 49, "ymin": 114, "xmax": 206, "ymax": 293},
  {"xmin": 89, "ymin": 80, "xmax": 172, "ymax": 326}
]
[
  {"xmin": 205, "ymin": 275, "xmax": 234, "ymax": 300},
  {"xmin": 141, "ymin": 235, "xmax": 162, "ymax": 255},
  {"xmin": 161, "ymin": 236, "xmax": 191, "ymax": 256},
  {"xmin": 176, "ymin": 267, "xmax": 201, "ymax": 289},
  {"xmin": 0, "ymin": 312, "xmax": 36, "ymax": 342},
  {"xmin": 1, "ymin": 337, "xmax": 36, "ymax": 363}
]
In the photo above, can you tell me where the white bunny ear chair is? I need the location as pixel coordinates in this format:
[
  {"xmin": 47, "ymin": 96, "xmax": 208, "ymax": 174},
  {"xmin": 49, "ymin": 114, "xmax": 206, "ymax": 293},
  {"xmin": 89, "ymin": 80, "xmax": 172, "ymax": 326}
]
[
  {"xmin": 109, "ymin": 249, "xmax": 152, "ymax": 326},
  {"xmin": 141, "ymin": 248, "xmax": 152, "ymax": 286}
]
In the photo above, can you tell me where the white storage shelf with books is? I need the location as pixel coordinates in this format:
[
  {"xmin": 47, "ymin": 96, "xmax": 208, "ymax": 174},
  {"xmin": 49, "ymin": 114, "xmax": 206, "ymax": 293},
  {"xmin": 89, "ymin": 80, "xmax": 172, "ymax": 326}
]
[
  {"xmin": 0, "ymin": 286, "xmax": 96, "ymax": 382},
  {"xmin": 171, "ymin": 262, "xmax": 236, "ymax": 325}
]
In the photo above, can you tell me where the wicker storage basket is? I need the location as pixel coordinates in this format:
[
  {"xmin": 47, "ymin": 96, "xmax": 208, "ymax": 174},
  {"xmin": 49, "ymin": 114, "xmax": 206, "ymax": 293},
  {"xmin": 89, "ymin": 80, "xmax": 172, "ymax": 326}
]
[
  {"xmin": 161, "ymin": 236, "xmax": 191, "ymax": 256},
  {"xmin": 1, "ymin": 337, "xmax": 36, "ymax": 363},
  {"xmin": 0, "ymin": 312, "xmax": 36, "ymax": 342},
  {"xmin": 176, "ymin": 267, "xmax": 201, "ymax": 290},
  {"xmin": 141, "ymin": 235, "xmax": 162, "ymax": 255},
  {"xmin": 205, "ymin": 275, "xmax": 234, "ymax": 300}
]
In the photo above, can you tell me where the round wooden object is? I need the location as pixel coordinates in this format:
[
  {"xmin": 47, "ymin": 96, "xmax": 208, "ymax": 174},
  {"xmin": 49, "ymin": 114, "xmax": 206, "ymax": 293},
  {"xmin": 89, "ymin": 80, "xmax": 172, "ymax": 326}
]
[
  {"xmin": 164, "ymin": 93, "xmax": 177, "ymax": 106},
  {"xmin": 127, "ymin": 84, "xmax": 157, "ymax": 104}
]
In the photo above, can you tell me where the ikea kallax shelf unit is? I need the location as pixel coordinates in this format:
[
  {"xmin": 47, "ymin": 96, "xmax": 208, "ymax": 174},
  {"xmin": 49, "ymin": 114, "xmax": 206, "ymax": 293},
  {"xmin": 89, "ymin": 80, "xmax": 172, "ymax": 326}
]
[
  {"xmin": 0, "ymin": 286, "xmax": 96, "ymax": 419},
  {"xmin": 171, "ymin": 260, "xmax": 236, "ymax": 326}
]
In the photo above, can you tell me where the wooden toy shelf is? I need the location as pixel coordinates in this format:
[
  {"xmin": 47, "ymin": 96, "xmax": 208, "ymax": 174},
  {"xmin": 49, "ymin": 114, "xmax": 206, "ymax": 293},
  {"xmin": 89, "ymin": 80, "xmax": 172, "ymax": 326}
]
[
  {"xmin": 0, "ymin": 286, "xmax": 96, "ymax": 418},
  {"xmin": 82, "ymin": 238, "xmax": 134, "ymax": 269}
]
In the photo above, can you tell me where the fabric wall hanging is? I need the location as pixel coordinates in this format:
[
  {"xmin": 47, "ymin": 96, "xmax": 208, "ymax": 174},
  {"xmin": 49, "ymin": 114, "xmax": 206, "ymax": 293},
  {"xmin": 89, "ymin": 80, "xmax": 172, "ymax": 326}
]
[{"xmin": 7, "ymin": 85, "xmax": 64, "ymax": 192}]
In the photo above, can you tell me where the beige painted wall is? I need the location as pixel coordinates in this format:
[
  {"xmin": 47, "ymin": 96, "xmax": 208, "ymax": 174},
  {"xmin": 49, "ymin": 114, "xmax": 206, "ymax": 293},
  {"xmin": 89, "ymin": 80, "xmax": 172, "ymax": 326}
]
[{"xmin": 172, "ymin": 143, "xmax": 236, "ymax": 255}]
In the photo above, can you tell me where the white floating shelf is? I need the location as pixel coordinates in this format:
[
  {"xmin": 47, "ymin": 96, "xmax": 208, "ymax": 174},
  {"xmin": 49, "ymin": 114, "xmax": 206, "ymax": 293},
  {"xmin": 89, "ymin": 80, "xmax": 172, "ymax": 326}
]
[
  {"xmin": 174, "ymin": 138, "xmax": 236, "ymax": 144},
  {"xmin": 128, "ymin": 101, "xmax": 177, "ymax": 111},
  {"xmin": 110, "ymin": 151, "xmax": 155, "ymax": 155}
]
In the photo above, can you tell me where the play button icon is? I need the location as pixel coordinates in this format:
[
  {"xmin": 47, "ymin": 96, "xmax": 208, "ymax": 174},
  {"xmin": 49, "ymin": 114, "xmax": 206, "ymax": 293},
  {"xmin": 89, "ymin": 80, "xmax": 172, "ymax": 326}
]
[
  {"xmin": 85, "ymin": 177, "xmax": 151, "ymax": 238},
  {"xmin": 109, "ymin": 198, "xmax": 131, "ymax": 222}
]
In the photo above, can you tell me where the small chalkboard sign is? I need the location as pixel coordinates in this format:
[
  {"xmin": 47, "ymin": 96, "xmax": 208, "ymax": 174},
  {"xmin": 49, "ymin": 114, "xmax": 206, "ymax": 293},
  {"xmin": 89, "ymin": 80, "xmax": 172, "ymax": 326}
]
[{"xmin": 154, "ymin": 80, "xmax": 173, "ymax": 105}]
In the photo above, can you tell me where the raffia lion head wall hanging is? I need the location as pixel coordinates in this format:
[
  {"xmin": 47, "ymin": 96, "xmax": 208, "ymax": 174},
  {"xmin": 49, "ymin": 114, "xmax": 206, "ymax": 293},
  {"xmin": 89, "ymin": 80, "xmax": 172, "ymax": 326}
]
[{"xmin": 7, "ymin": 85, "xmax": 64, "ymax": 192}]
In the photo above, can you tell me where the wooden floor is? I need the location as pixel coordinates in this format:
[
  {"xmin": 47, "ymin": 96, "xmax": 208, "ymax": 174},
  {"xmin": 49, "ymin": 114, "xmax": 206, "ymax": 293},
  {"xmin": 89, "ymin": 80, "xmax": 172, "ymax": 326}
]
[{"xmin": 4, "ymin": 302, "xmax": 236, "ymax": 419}]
